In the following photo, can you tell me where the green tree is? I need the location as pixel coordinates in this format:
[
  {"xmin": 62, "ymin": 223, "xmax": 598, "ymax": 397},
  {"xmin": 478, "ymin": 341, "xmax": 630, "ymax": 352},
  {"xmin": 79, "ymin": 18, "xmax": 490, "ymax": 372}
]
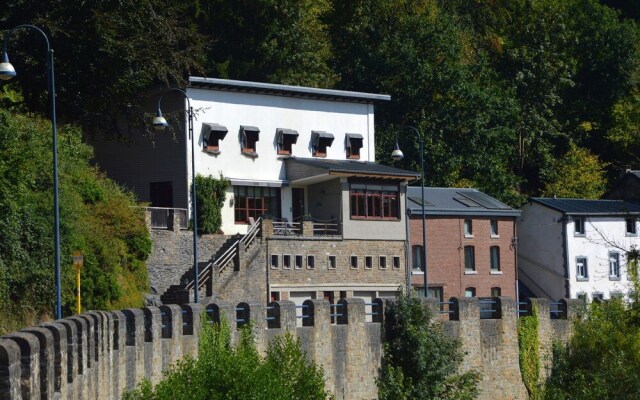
[
  {"xmin": 378, "ymin": 295, "xmax": 480, "ymax": 400},
  {"xmin": 124, "ymin": 318, "xmax": 332, "ymax": 400},
  {"xmin": 540, "ymin": 143, "xmax": 608, "ymax": 199}
]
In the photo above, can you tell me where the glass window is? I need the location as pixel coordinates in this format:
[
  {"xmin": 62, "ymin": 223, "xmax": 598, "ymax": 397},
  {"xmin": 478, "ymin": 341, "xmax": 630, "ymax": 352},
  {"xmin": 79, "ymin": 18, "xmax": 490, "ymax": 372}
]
[
  {"xmin": 365, "ymin": 256, "xmax": 373, "ymax": 269},
  {"xmin": 328, "ymin": 255, "xmax": 337, "ymax": 270},
  {"xmin": 349, "ymin": 182, "xmax": 400, "ymax": 220},
  {"xmin": 609, "ymin": 252, "xmax": 620, "ymax": 279},
  {"xmin": 464, "ymin": 246, "xmax": 475, "ymax": 272},
  {"xmin": 465, "ymin": 287, "xmax": 476, "ymax": 298},
  {"xmin": 428, "ymin": 287, "xmax": 444, "ymax": 302},
  {"xmin": 270, "ymin": 254, "xmax": 279, "ymax": 269},
  {"xmin": 295, "ymin": 255, "xmax": 303, "ymax": 269},
  {"xmin": 626, "ymin": 218, "xmax": 637, "ymax": 235},
  {"xmin": 576, "ymin": 257, "xmax": 588, "ymax": 280},
  {"xmin": 490, "ymin": 246, "xmax": 501, "ymax": 271},
  {"xmin": 491, "ymin": 287, "xmax": 502, "ymax": 297},
  {"xmin": 306, "ymin": 255, "xmax": 315, "ymax": 269},
  {"xmin": 350, "ymin": 255, "xmax": 358, "ymax": 269},
  {"xmin": 379, "ymin": 256, "xmax": 387, "ymax": 269},
  {"xmin": 234, "ymin": 186, "xmax": 281, "ymax": 223},
  {"xmin": 393, "ymin": 256, "xmax": 401, "ymax": 269},
  {"xmin": 574, "ymin": 217, "xmax": 585, "ymax": 235},
  {"xmin": 412, "ymin": 245, "xmax": 423, "ymax": 272},
  {"xmin": 283, "ymin": 254, "xmax": 291, "ymax": 269},
  {"xmin": 592, "ymin": 292, "xmax": 604, "ymax": 302},
  {"xmin": 490, "ymin": 220, "xmax": 499, "ymax": 236},
  {"xmin": 464, "ymin": 219, "xmax": 473, "ymax": 236}
]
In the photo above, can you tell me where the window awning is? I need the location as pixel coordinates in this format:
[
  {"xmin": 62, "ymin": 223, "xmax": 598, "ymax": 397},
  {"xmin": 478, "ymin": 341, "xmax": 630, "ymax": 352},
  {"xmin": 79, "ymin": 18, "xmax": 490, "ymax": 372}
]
[
  {"xmin": 345, "ymin": 133, "xmax": 364, "ymax": 148},
  {"xmin": 201, "ymin": 123, "xmax": 228, "ymax": 141},
  {"xmin": 311, "ymin": 131, "xmax": 335, "ymax": 147},
  {"xmin": 276, "ymin": 128, "xmax": 299, "ymax": 145}
]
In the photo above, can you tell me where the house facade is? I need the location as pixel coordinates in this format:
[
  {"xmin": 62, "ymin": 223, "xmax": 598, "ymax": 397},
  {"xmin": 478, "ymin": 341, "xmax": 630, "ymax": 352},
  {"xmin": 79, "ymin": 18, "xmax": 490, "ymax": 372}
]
[
  {"xmin": 93, "ymin": 78, "xmax": 419, "ymax": 307},
  {"xmin": 407, "ymin": 187, "xmax": 520, "ymax": 301},
  {"xmin": 518, "ymin": 198, "xmax": 640, "ymax": 301}
]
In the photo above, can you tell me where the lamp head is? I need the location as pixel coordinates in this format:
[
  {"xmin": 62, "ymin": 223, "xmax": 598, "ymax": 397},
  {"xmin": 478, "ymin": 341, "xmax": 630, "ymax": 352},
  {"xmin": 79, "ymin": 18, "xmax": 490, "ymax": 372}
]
[
  {"xmin": 152, "ymin": 109, "xmax": 168, "ymax": 131},
  {"xmin": 0, "ymin": 53, "xmax": 16, "ymax": 81},
  {"xmin": 391, "ymin": 142, "xmax": 404, "ymax": 161}
]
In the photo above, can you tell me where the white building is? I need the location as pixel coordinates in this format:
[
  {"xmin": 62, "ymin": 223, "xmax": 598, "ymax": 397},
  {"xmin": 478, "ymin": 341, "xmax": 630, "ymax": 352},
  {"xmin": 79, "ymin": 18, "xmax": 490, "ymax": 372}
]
[
  {"xmin": 518, "ymin": 198, "xmax": 640, "ymax": 301},
  {"xmin": 93, "ymin": 77, "xmax": 418, "ymax": 236}
]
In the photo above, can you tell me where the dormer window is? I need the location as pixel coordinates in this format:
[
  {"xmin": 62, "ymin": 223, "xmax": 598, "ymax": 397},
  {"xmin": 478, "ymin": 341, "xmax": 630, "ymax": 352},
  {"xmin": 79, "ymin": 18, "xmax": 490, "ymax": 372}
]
[
  {"xmin": 201, "ymin": 123, "xmax": 228, "ymax": 154},
  {"xmin": 240, "ymin": 125, "xmax": 260, "ymax": 156},
  {"xmin": 276, "ymin": 128, "xmax": 299, "ymax": 156},
  {"xmin": 312, "ymin": 131, "xmax": 334, "ymax": 158},
  {"xmin": 346, "ymin": 133, "xmax": 363, "ymax": 159}
]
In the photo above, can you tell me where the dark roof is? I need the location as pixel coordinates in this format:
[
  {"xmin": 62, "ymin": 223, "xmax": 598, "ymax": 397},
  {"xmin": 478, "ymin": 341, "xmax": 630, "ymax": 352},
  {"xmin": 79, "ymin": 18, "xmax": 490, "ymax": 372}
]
[
  {"xmin": 286, "ymin": 158, "xmax": 420, "ymax": 180},
  {"xmin": 406, "ymin": 187, "xmax": 520, "ymax": 217},
  {"xmin": 530, "ymin": 198, "xmax": 640, "ymax": 215},
  {"xmin": 189, "ymin": 77, "xmax": 391, "ymax": 103}
]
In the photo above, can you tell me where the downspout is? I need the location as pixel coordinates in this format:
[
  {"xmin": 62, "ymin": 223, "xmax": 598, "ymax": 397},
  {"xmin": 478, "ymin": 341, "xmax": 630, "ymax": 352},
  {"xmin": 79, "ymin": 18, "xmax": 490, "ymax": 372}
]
[
  {"xmin": 265, "ymin": 237, "xmax": 270, "ymax": 304},
  {"xmin": 561, "ymin": 214, "xmax": 570, "ymax": 299},
  {"xmin": 513, "ymin": 217, "xmax": 519, "ymax": 302},
  {"xmin": 405, "ymin": 183, "xmax": 411, "ymax": 296}
]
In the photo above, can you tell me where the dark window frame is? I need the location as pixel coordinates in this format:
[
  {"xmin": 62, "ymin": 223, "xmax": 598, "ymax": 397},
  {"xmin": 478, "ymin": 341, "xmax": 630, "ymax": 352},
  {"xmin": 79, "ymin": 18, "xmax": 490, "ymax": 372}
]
[
  {"xmin": 349, "ymin": 181, "xmax": 400, "ymax": 220},
  {"xmin": 233, "ymin": 186, "xmax": 281, "ymax": 224},
  {"xmin": 490, "ymin": 246, "xmax": 501, "ymax": 271},
  {"xmin": 464, "ymin": 246, "xmax": 476, "ymax": 272}
]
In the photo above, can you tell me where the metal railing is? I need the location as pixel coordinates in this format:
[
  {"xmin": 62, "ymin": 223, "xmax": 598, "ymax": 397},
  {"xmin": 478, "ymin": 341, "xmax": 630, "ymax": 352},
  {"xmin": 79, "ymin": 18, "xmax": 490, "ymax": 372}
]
[
  {"xmin": 273, "ymin": 220, "xmax": 301, "ymax": 236},
  {"xmin": 313, "ymin": 221, "xmax": 341, "ymax": 236}
]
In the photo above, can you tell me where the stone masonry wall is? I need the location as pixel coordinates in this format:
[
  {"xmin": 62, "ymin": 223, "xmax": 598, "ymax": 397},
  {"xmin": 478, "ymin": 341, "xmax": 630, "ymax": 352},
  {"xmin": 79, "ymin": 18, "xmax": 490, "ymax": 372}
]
[{"xmin": 0, "ymin": 297, "xmax": 582, "ymax": 400}]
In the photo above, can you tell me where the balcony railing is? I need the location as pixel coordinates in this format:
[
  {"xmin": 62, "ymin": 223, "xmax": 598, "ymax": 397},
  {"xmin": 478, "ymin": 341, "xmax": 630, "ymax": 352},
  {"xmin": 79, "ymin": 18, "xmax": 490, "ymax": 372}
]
[
  {"xmin": 267, "ymin": 217, "xmax": 341, "ymax": 237},
  {"xmin": 146, "ymin": 207, "xmax": 188, "ymax": 230}
]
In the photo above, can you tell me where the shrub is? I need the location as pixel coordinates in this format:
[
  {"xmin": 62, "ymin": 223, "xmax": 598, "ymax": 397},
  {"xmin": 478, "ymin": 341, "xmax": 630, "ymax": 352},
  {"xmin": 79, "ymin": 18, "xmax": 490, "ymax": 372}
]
[{"xmin": 194, "ymin": 174, "xmax": 230, "ymax": 234}]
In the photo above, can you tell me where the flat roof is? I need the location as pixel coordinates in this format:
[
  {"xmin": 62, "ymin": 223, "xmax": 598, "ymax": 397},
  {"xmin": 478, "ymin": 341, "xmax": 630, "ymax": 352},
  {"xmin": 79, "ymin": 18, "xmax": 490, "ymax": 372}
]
[
  {"xmin": 530, "ymin": 197, "xmax": 640, "ymax": 215},
  {"xmin": 188, "ymin": 77, "xmax": 391, "ymax": 103}
]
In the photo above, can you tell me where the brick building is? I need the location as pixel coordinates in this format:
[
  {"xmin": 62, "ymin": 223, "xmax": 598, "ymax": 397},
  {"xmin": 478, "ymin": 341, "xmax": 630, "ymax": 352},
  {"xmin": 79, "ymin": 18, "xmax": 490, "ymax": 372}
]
[{"xmin": 407, "ymin": 187, "xmax": 520, "ymax": 300}]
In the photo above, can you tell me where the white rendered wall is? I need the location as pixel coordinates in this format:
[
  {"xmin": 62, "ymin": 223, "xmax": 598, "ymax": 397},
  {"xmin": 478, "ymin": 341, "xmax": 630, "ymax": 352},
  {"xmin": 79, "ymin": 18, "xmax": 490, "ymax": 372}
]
[
  {"xmin": 566, "ymin": 217, "xmax": 636, "ymax": 300},
  {"xmin": 185, "ymin": 88, "xmax": 377, "ymax": 234},
  {"xmin": 517, "ymin": 203, "xmax": 566, "ymax": 300}
]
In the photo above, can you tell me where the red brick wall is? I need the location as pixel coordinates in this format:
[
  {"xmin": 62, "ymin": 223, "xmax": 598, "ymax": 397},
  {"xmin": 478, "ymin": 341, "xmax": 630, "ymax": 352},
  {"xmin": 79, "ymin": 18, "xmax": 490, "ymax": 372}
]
[{"xmin": 409, "ymin": 216, "xmax": 517, "ymax": 299}]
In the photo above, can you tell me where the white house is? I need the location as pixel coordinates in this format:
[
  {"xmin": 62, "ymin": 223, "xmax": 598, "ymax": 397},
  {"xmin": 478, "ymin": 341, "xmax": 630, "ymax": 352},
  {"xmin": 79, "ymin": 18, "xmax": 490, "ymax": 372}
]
[{"xmin": 518, "ymin": 198, "xmax": 640, "ymax": 301}]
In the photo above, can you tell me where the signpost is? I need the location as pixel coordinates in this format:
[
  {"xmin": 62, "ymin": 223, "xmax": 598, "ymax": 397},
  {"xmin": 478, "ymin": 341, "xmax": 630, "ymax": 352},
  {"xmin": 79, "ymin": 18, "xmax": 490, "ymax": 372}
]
[{"xmin": 72, "ymin": 251, "xmax": 83, "ymax": 314}]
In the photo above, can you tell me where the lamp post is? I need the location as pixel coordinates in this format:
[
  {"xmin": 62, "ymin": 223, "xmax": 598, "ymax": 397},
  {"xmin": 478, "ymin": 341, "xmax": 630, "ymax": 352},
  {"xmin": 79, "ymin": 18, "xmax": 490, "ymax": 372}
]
[
  {"xmin": 152, "ymin": 89, "xmax": 200, "ymax": 303},
  {"xmin": 392, "ymin": 126, "xmax": 428, "ymax": 297},
  {"xmin": 0, "ymin": 25, "xmax": 62, "ymax": 319}
]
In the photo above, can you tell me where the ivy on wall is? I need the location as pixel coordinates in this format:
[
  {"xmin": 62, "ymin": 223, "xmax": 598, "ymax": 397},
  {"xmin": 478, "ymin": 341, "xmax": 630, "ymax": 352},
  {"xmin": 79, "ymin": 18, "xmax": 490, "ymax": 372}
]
[
  {"xmin": 518, "ymin": 303, "xmax": 541, "ymax": 400},
  {"xmin": 194, "ymin": 174, "xmax": 230, "ymax": 234}
]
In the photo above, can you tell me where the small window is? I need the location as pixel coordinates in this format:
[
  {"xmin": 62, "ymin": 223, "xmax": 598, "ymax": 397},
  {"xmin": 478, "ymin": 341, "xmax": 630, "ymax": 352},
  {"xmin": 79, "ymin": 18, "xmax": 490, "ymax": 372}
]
[
  {"xmin": 283, "ymin": 254, "xmax": 292, "ymax": 269},
  {"xmin": 609, "ymin": 252, "xmax": 620, "ymax": 279},
  {"xmin": 574, "ymin": 217, "xmax": 585, "ymax": 235},
  {"xmin": 626, "ymin": 218, "xmax": 637, "ymax": 235},
  {"xmin": 428, "ymin": 287, "xmax": 444, "ymax": 302},
  {"xmin": 306, "ymin": 255, "xmax": 315, "ymax": 269},
  {"xmin": 270, "ymin": 291, "xmax": 280, "ymax": 302},
  {"xmin": 345, "ymin": 133, "xmax": 364, "ymax": 159},
  {"xmin": 491, "ymin": 287, "xmax": 502, "ymax": 297},
  {"xmin": 365, "ymin": 255, "xmax": 373, "ymax": 269},
  {"xmin": 490, "ymin": 220, "xmax": 499, "ymax": 237},
  {"xmin": 576, "ymin": 292, "xmax": 587, "ymax": 303},
  {"xmin": 350, "ymin": 255, "xmax": 358, "ymax": 269},
  {"xmin": 592, "ymin": 292, "xmax": 604, "ymax": 302},
  {"xmin": 201, "ymin": 123, "xmax": 228, "ymax": 154},
  {"xmin": 379, "ymin": 256, "xmax": 387, "ymax": 270},
  {"xmin": 312, "ymin": 131, "xmax": 335, "ymax": 158},
  {"xmin": 240, "ymin": 125, "xmax": 260, "ymax": 155},
  {"xmin": 464, "ymin": 219, "xmax": 473, "ymax": 237},
  {"xmin": 610, "ymin": 291, "xmax": 624, "ymax": 300},
  {"xmin": 393, "ymin": 256, "xmax": 401, "ymax": 269},
  {"xmin": 328, "ymin": 255, "xmax": 337, "ymax": 270},
  {"xmin": 270, "ymin": 254, "xmax": 279, "ymax": 269},
  {"xmin": 276, "ymin": 128, "xmax": 299, "ymax": 155},
  {"xmin": 412, "ymin": 245, "xmax": 424, "ymax": 272},
  {"xmin": 490, "ymin": 246, "xmax": 501, "ymax": 272},
  {"xmin": 576, "ymin": 257, "xmax": 588, "ymax": 280},
  {"xmin": 295, "ymin": 255, "xmax": 303, "ymax": 270},
  {"xmin": 464, "ymin": 246, "xmax": 475, "ymax": 272},
  {"xmin": 465, "ymin": 287, "xmax": 476, "ymax": 298}
]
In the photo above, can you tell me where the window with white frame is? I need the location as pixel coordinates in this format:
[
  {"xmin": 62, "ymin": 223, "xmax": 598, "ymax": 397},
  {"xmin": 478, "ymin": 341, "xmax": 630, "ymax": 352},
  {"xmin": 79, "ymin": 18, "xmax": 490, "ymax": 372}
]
[
  {"xmin": 609, "ymin": 252, "xmax": 621, "ymax": 279},
  {"xmin": 574, "ymin": 217, "xmax": 585, "ymax": 235},
  {"xmin": 491, "ymin": 287, "xmax": 502, "ymax": 297},
  {"xmin": 365, "ymin": 255, "xmax": 373, "ymax": 269},
  {"xmin": 295, "ymin": 255, "xmax": 303, "ymax": 269},
  {"xmin": 626, "ymin": 218, "xmax": 637, "ymax": 235},
  {"xmin": 328, "ymin": 255, "xmax": 337, "ymax": 270},
  {"xmin": 350, "ymin": 255, "xmax": 358, "ymax": 269},
  {"xmin": 393, "ymin": 256, "xmax": 401, "ymax": 269},
  {"xmin": 379, "ymin": 256, "xmax": 387, "ymax": 269},
  {"xmin": 270, "ymin": 254, "xmax": 279, "ymax": 269},
  {"xmin": 490, "ymin": 219, "xmax": 499, "ymax": 237},
  {"xmin": 592, "ymin": 292, "xmax": 604, "ymax": 302},
  {"xmin": 464, "ymin": 246, "xmax": 475, "ymax": 272},
  {"xmin": 283, "ymin": 254, "xmax": 292, "ymax": 269},
  {"xmin": 576, "ymin": 257, "xmax": 588, "ymax": 280},
  {"xmin": 490, "ymin": 246, "xmax": 501, "ymax": 272},
  {"xmin": 412, "ymin": 245, "xmax": 424, "ymax": 272},
  {"xmin": 464, "ymin": 219, "xmax": 473, "ymax": 237},
  {"xmin": 465, "ymin": 287, "xmax": 476, "ymax": 298},
  {"xmin": 306, "ymin": 255, "xmax": 315, "ymax": 269}
]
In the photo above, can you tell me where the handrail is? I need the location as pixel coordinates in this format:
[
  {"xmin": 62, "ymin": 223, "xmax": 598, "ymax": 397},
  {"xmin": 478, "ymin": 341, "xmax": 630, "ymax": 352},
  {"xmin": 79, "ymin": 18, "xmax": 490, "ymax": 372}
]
[{"xmin": 240, "ymin": 217, "xmax": 262, "ymax": 249}]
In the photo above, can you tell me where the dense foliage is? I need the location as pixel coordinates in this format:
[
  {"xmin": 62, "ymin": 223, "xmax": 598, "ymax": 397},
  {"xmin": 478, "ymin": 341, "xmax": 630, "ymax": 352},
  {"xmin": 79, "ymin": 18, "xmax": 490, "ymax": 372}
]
[
  {"xmin": 0, "ymin": 104, "xmax": 151, "ymax": 333},
  {"xmin": 194, "ymin": 174, "xmax": 230, "ymax": 234},
  {"xmin": 378, "ymin": 295, "xmax": 479, "ymax": 400},
  {"xmin": 3, "ymin": 0, "xmax": 639, "ymax": 205},
  {"xmin": 124, "ymin": 318, "xmax": 332, "ymax": 400},
  {"xmin": 544, "ymin": 300, "xmax": 640, "ymax": 399},
  {"xmin": 518, "ymin": 304, "xmax": 541, "ymax": 400}
]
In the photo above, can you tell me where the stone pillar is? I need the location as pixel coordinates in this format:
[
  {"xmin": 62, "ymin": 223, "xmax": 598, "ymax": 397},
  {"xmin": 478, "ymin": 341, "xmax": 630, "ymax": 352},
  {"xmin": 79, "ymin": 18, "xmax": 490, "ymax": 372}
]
[
  {"xmin": 451, "ymin": 297, "xmax": 482, "ymax": 373},
  {"xmin": 0, "ymin": 339, "xmax": 21, "ymax": 400},
  {"xmin": 262, "ymin": 217, "xmax": 274, "ymax": 238},
  {"xmin": 58, "ymin": 319, "xmax": 78, "ymax": 400},
  {"xmin": 40, "ymin": 322, "xmax": 69, "ymax": 399},
  {"xmin": 111, "ymin": 311, "xmax": 127, "ymax": 398},
  {"xmin": 142, "ymin": 307, "xmax": 163, "ymax": 384},
  {"xmin": 159, "ymin": 305, "xmax": 183, "ymax": 371},
  {"xmin": 68, "ymin": 316, "xmax": 89, "ymax": 398},
  {"xmin": 247, "ymin": 302, "xmax": 267, "ymax": 353},
  {"xmin": 4, "ymin": 332, "xmax": 40, "ymax": 400},
  {"xmin": 180, "ymin": 303, "xmax": 204, "ymax": 357},
  {"xmin": 306, "ymin": 299, "xmax": 333, "ymax": 395},
  {"xmin": 275, "ymin": 300, "xmax": 297, "ymax": 332},
  {"xmin": 21, "ymin": 327, "xmax": 55, "ymax": 400},
  {"xmin": 302, "ymin": 219, "xmax": 314, "ymax": 237},
  {"xmin": 121, "ymin": 308, "xmax": 145, "ymax": 392}
]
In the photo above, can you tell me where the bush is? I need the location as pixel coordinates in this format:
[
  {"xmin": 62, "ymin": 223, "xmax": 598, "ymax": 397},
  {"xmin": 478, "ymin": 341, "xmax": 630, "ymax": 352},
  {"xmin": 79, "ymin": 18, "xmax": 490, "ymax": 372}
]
[
  {"xmin": 378, "ymin": 295, "xmax": 480, "ymax": 400},
  {"xmin": 194, "ymin": 174, "xmax": 230, "ymax": 234},
  {"xmin": 124, "ymin": 317, "xmax": 333, "ymax": 400}
]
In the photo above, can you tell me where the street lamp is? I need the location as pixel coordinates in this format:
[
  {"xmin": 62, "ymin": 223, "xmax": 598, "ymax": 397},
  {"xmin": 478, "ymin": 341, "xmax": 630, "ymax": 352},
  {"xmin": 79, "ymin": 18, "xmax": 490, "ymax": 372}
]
[
  {"xmin": 1, "ymin": 25, "xmax": 62, "ymax": 319},
  {"xmin": 152, "ymin": 89, "xmax": 200, "ymax": 303},
  {"xmin": 392, "ymin": 126, "xmax": 428, "ymax": 298}
]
